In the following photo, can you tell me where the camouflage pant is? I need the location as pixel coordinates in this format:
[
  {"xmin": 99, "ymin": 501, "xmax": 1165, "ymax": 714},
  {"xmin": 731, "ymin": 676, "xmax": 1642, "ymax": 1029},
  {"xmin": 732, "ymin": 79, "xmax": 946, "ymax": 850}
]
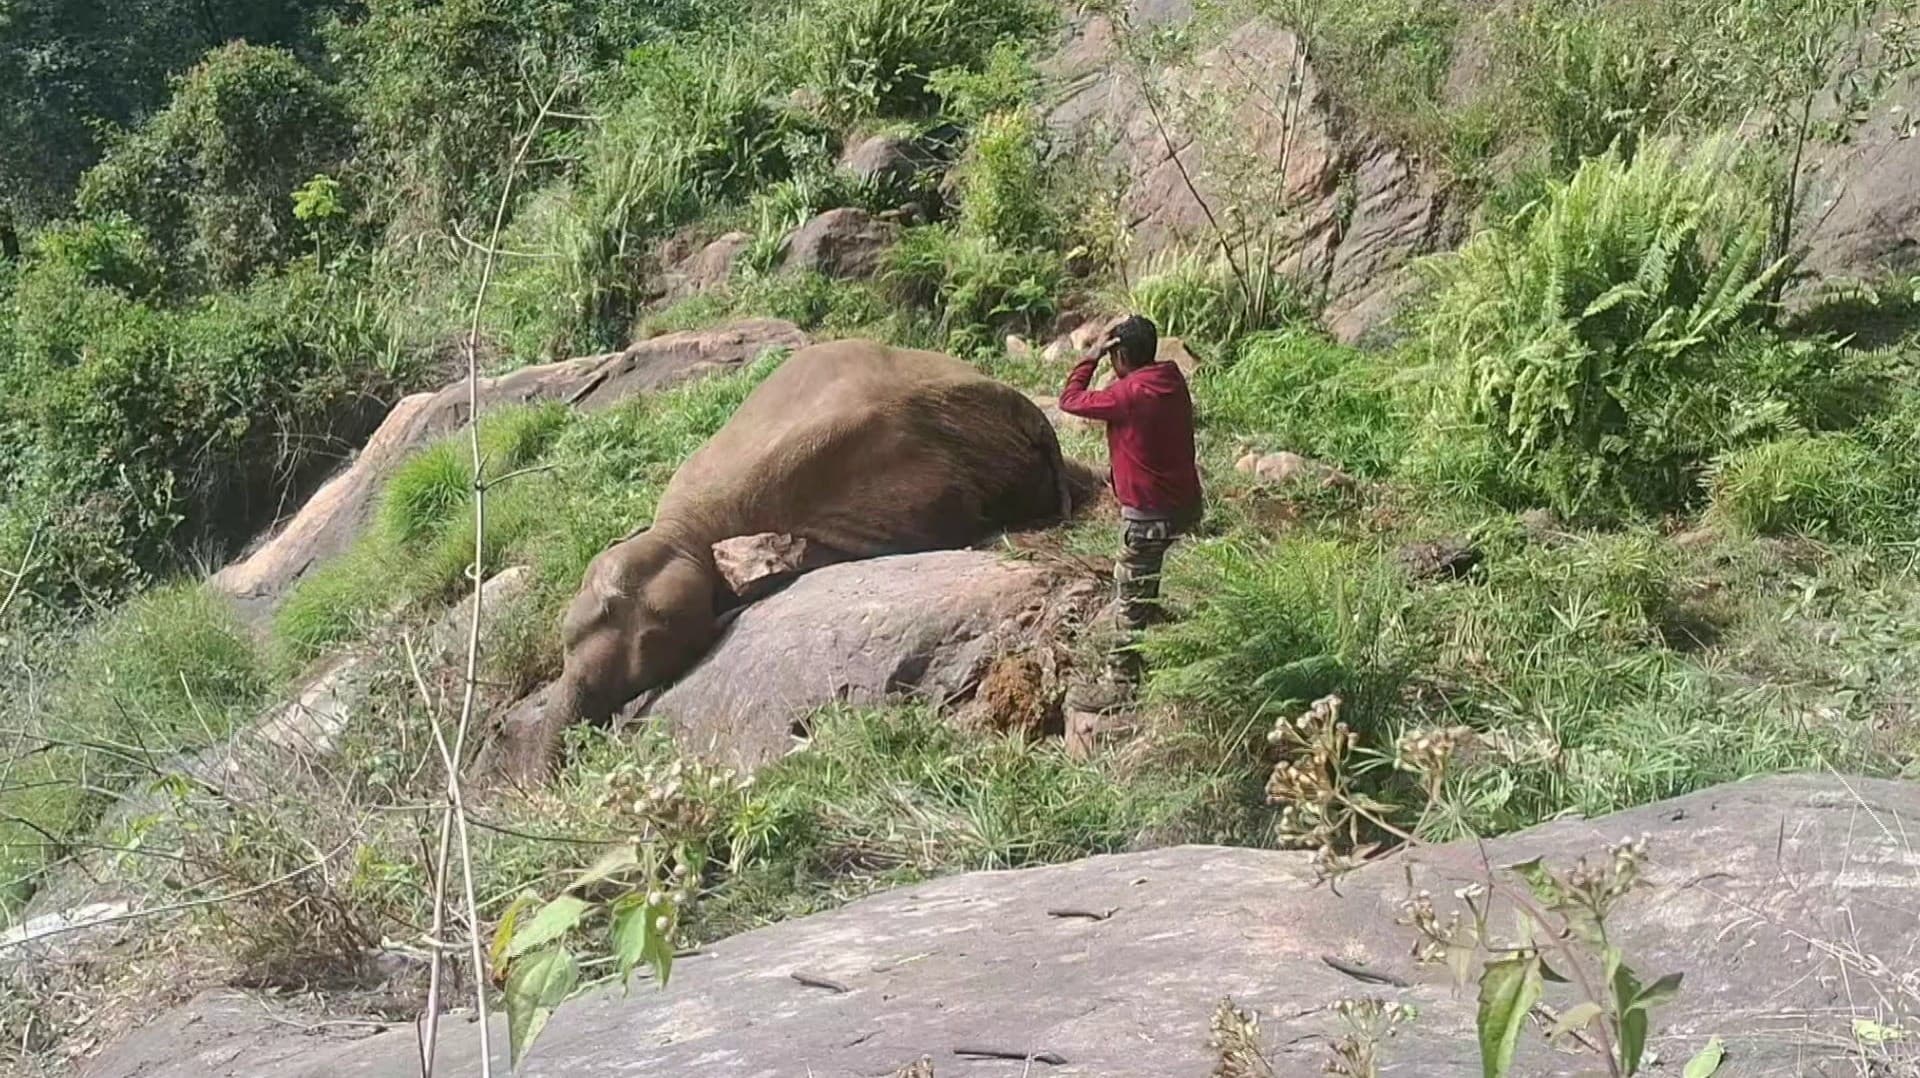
[{"xmin": 1114, "ymin": 517, "xmax": 1178, "ymax": 636}]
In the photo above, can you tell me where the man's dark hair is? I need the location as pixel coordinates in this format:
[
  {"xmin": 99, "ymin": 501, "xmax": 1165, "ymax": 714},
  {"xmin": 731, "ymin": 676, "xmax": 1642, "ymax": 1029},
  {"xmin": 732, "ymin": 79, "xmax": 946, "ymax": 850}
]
[{"xmin": 1107, "ymin": 313, "xmax": 1158, "ymax": 367}]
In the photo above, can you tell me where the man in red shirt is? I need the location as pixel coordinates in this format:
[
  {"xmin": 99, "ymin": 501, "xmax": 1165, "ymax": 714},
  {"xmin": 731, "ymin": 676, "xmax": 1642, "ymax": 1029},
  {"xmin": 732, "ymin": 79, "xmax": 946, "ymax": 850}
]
[{"xmin": 1058, "ymin": 314, "xmax": 1202, "ymax": 700}]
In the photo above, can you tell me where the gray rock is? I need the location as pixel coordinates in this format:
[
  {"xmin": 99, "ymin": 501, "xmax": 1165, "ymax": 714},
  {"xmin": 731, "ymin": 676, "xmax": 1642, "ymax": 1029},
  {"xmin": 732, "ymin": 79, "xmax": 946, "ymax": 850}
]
[
  {"xmin": 780, "ymin": 207, "xmax": 900, "ymax": 279},
  {"xmin": 661, "ymin": 230, "xmax": 752, "ymax": 300},
  {"xmin": 841, "ymin": 134, "xmax": 945, "ymax": 197},
  {"xmin": 210, "ymin": 320, "xmax": 809, "ymax": 615},
  {"xmin": 1791, "ymin": 74, "xmax": 1920, "ymax": 305},
  {"xmin": 641, "ymin": 549, "xmax": 1104, "ymax": 770},
  {"xmin": 84, "ymin": 774, "xmax": 1920, "ymax": 1077}
]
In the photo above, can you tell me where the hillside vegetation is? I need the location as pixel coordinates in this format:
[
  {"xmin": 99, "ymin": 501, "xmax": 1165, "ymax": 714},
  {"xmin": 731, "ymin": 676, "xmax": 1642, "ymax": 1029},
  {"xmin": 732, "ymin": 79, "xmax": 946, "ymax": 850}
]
[{"xmin": 3, "ymin": 0, "xmax": 1920, "ymax": 1067}]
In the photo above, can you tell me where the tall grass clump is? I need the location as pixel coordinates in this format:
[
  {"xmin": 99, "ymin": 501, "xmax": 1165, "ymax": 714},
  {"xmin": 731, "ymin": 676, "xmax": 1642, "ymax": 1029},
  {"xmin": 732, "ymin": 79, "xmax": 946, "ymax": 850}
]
[
  {"xmin": 1, "ymin": 583, "xmax": 271, "ymax": 898},
  {"xmin": 1708, "ymin": 433, "xmax": 1903, "ymax": 540},
  {"xmin": 1123, "ymin": 251, "xmax": 1305, "ymax": 362},
  {"xmin": 489, "ymin": 46, "xmax": 826, "ymax": 359},
  {"xmin": 1145, "ymin": 538, "xmax": 1409, "ymax": 739},
  {"xmin": 793, "ymin": 0, "xmax": 1054, "ymax": 122},
  {"xmin": 1199, "ymin": 330, "xmax": 1411, "ymax": 475},
  {"xmin": 885, "ymin": 226, "xmax": 1064, "ymax": 351},
  {"xmin": 476, "ymin": 703, "xmax": 1209, "ymax": 938},
  {"xmin": 1413, "ymin": 138, "xmax": 1790, "ymax": 519},
  {"xmin": 1416, "ymin": 531, "xmax": 1858, "ymax": 835}
]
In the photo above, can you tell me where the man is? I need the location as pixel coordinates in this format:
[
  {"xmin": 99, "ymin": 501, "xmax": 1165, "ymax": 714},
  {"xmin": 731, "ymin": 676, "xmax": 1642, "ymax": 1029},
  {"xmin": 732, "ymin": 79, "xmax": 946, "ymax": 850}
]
[{"xmin": 1057, "ymin": 314, "xmax": 1202, "ymax": 706}]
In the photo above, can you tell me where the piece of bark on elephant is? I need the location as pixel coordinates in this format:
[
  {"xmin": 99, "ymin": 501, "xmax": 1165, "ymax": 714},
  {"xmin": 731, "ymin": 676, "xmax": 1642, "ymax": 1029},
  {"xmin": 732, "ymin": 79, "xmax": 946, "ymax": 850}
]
[{"xmin": 493, "ymin": 339, "xmax": 1100, "ymax": 783}]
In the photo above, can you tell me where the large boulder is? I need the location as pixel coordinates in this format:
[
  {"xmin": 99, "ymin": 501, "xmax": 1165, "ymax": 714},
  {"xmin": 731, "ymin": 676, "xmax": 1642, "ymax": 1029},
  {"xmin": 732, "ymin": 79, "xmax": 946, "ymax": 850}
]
[
  {"xmin": 1790, "ymin": 73, "xmax": 1920, "ymax": 306},
  {"xmin": 780, "ymin": 207, "xmax": 900, "ymax": 279},
  {"xmin": 84, "ymin": 774, "xmax": 1920, "ymax": 1076},
  {"xmin": 841, "ymin": 132, "xmax": 951, "ymax": 199},
  {"xmin": 1044, "ymin": 11, "xmax": 1453, "ymax": 344},
  {"xmin": 210, "ymin": 320, "xmax": 808, "ymax": 616}
]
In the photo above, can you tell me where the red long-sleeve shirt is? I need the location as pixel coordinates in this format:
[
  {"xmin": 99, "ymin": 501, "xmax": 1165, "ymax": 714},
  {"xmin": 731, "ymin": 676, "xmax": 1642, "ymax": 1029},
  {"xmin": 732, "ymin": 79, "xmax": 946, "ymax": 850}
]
[{"xmin": 1058, "ymin": 356, "xmax": 1202, "ymax": 518}]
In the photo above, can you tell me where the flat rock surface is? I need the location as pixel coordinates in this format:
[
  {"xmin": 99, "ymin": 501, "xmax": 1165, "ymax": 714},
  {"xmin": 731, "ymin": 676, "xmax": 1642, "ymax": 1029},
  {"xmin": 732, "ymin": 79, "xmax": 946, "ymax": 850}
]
[
  {"xmin": 82, "ymin": 773, "xmax": 1920, "ymax": 1077},
  {"xmin": 210, "ymin": 319, "xmax": 808, "ymax": 617}
]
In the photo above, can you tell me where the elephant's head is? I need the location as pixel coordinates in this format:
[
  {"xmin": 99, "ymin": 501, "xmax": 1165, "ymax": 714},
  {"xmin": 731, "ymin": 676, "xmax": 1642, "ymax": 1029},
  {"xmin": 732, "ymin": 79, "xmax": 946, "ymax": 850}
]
[{"xmin": 497, "ymin": 529, "xmax": 718, "ymax": 784}]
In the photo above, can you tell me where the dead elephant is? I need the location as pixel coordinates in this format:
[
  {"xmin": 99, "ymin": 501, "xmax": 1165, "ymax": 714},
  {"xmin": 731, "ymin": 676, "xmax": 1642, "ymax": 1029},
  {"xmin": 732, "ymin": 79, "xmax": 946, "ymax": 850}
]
[{"xmin": 497, "ymin": 338, "xmax": 1094, "ymax": 781}]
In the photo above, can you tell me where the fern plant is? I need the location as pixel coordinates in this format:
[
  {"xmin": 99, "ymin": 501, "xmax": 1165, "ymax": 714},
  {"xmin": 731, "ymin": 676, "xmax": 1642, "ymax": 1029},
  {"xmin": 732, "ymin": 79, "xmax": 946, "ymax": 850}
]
[{"xmin": 1415, "ymin": 137, "xmax": 1790, "ymax": 518}]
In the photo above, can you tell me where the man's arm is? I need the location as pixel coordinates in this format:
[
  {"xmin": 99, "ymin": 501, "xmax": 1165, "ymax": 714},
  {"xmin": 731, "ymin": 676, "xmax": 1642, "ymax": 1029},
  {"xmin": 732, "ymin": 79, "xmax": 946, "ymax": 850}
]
[{"xmin": 1058, "ymin": 354, "xmax": 1131, "ymax": 420}]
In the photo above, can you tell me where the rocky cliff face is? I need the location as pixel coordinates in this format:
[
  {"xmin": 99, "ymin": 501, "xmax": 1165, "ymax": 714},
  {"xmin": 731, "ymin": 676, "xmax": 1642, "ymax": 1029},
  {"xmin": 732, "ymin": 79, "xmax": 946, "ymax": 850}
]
[
  {"xmin": 82, "ymin": 774, "xmax": 1920, "ymax": 1077},
  {"xmin": 1044, "ymin": 7, "xmax": 1455, "ymax": 344}
]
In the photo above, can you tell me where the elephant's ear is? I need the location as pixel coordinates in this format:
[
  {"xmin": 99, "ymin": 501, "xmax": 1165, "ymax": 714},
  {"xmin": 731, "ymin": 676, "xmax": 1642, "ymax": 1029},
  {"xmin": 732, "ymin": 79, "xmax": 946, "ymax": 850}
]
[{"xmin": 604, "ymin": 521, "xmax": 652, "ymax": 551}]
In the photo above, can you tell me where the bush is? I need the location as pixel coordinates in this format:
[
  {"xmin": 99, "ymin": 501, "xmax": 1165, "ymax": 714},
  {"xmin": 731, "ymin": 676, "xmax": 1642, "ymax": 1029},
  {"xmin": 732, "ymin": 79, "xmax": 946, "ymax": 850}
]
[
  {"xmin": 1708, "ymin": 433, "xmax": 1902, "ymax": 540},
  {"xmin": 1124, "ymin": 252, "xmax": 1305, "ymax": 361},
  {"xmin": 1198, "ymin": 330, "xmax": 1410, "ymax": 476},
  {"xmin": 0, "ymin": 256, "xmax": 400, "ymax": 600},
  {"xmin": 954, "ymin": 109, "xmax": 1059, "ymax": 249},
  {"xmin": 0, "ymin": 582, "xmax": 270, "ymax": 899},
  {"xmin": 1414, "ymin": 139, "xmax": 1789, "ymax": 519},
  {"xmin": 77, "ymin": 43, "xmax": 355, "ymax": 291},
  {"xmin": 885, "ymin": 225, "xmax": 1064, "ymax": 351},
  {"xmin": 1144, "ymin": 538, "xmax": 1408, "ymax": 736},
  {"xmin": 793, "ymin": 0, "xmax": 1053, "ymax": 122},
  {"xmin": 928, "ymin": 40, "xmax": 1038, "ymax": 125},
  {"xmin": 332, "ymin": 0, "xmax": 707, "ymax": 234},
  {"xmin": 490, "ymin": 45, "xmax": 827, "ymax": 357}
]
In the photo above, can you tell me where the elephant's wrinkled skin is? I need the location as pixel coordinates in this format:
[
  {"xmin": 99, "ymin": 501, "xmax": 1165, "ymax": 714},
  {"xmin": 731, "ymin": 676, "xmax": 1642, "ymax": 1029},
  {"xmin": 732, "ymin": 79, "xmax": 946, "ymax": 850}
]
[{"xmin": 499, "ymin": 339, "xmax": 1087, "ymax": 781}]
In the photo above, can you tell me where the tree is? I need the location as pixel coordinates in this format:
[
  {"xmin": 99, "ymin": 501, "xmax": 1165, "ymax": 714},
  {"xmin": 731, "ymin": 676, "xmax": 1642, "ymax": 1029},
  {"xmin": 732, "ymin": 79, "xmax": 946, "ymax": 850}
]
[
  {"xmin": 0, "ymin": 0, "xmax": 343, "ymax": 225},
  {"xmin": 76, "ymin": 42, "xmax": 355, "ymax": 291}
]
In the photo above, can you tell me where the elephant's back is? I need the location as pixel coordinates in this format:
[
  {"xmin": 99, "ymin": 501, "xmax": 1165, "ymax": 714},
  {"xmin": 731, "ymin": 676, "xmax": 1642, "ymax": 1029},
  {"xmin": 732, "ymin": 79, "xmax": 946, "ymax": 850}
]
[{"xmin": 656, "ymin": 339, "xmax": 1059, "ymax": 550}]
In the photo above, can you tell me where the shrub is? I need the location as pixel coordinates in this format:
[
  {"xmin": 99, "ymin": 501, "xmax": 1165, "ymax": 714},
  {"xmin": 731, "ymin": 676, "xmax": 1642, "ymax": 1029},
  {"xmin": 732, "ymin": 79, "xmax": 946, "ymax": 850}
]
[
  {"xmin": 1708, "ymin": 433, "xmax": 1902, "ymax": 540},
  {"xmin": 885, "ymin": 225, "xmax": 1063, "ymax": 351},
  {"xmin": 76, "ymin": 43, "xmax": 355, "ymax": 291},
  {"xmin": 1414, "ymin": 139, "xmax": 1788, "ymax": 519},
  {"xmin": 793, "ymin": 0, "xmax": 1053, "ymax": 122},
  {"xmin": 954, "ymin": 109, "xmax": 1059, "ymax": 249},
  {"xmin": 928, "ymin": 40, "xmax": 1038, "ymax": 125},
  {"xmin": 331, "ymin": 0, "xmax": 705, "ymax": 233},
  {"xmin": 491, "ymin": 45, "xmax": 827, "ymax": 357},
  {"xmin": 1123, "ymin": 251, "xmax": 1305, "ymax": 361},
  {"xmin": 1198, "ymin": 330, "xmax": 1410, "ymax": 475},
  {"xmin": 1144, "ymin": 538, "xmax": 1408, "ymax": 738},
  {"xmin": 0, "ymin": 257, "xmax": 399, "ymax": 599},
  {"xmin": 0, "ymin": 582, "xmax": 271, "ymax": 899}
]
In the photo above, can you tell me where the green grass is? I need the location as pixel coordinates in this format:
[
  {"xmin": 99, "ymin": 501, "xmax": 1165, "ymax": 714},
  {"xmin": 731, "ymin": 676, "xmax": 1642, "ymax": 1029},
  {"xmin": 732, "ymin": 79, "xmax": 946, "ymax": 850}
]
[
  {"xmin": 1197, "ymin": 329, "xmax": 1411, "ymax": 476},
  {"xmin": 1121, "ymin": 251, "xmax": 1306, "ymax": 363},
  {"xmin": 1708, "ymin": 433, "xmax": 1903, "ymax": 540},
  {"xmin": 0, "ymin": 582, "xmax": 269, "ymax": 911}
]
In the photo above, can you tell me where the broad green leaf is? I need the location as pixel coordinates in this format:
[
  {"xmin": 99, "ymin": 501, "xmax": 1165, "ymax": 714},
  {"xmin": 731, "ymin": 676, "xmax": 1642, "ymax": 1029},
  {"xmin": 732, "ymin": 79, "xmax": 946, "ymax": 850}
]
[
  {"xmin": 609, "ymin": 895, "xmax": 652, "ymax": 992},
  {"xmin": 1613, "ymin": 960, "xmax": 1649, "ymax": 1074},
  {"xmin": 506, "ymin": 895, "xmax": 590, "ymax": 959},
  {"xmin": 489, "ymin": 892, "xmax": 537, "ymax": 979},
  {"xmin": 1632, "ymin": 972, "xmax": 1684, "ymax": 1010},
  {"xmin": 504, "ymin": 946, "xmax": 578, "ymax": 1070},
  {"xmin": 572, "ymin": 843, "xmax": 641, "ymax": 890},
  {"xmin": 1538, "ymin": 955, "xmax": 1571, "ymax": 984},
  {"xmin": 1548, "ymin": 1001, "xmax": 1603, "ymax": 1041},
  {"xmin": 1683, "ymin": 1036, "xmax": 1725, "ymax": 1078},
  {"xmin": 1477, "ymin": 955, "xmax": 1543, "ymax": 1078}
]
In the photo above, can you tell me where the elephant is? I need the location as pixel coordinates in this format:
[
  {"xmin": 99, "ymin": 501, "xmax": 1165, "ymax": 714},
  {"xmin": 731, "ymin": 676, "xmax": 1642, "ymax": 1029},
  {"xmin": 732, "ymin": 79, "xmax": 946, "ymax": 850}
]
[{"xmin": 496, "ymin": 338, "xmax": 1094, "ymax": 782}]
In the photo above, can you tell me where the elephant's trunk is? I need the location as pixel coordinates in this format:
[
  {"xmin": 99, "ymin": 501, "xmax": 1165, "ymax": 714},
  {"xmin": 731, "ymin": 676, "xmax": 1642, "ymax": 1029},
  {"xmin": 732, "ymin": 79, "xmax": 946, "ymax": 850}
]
[{"xmin": 497, "ymin": 677, "xmax": 593, "ymax": 787}]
